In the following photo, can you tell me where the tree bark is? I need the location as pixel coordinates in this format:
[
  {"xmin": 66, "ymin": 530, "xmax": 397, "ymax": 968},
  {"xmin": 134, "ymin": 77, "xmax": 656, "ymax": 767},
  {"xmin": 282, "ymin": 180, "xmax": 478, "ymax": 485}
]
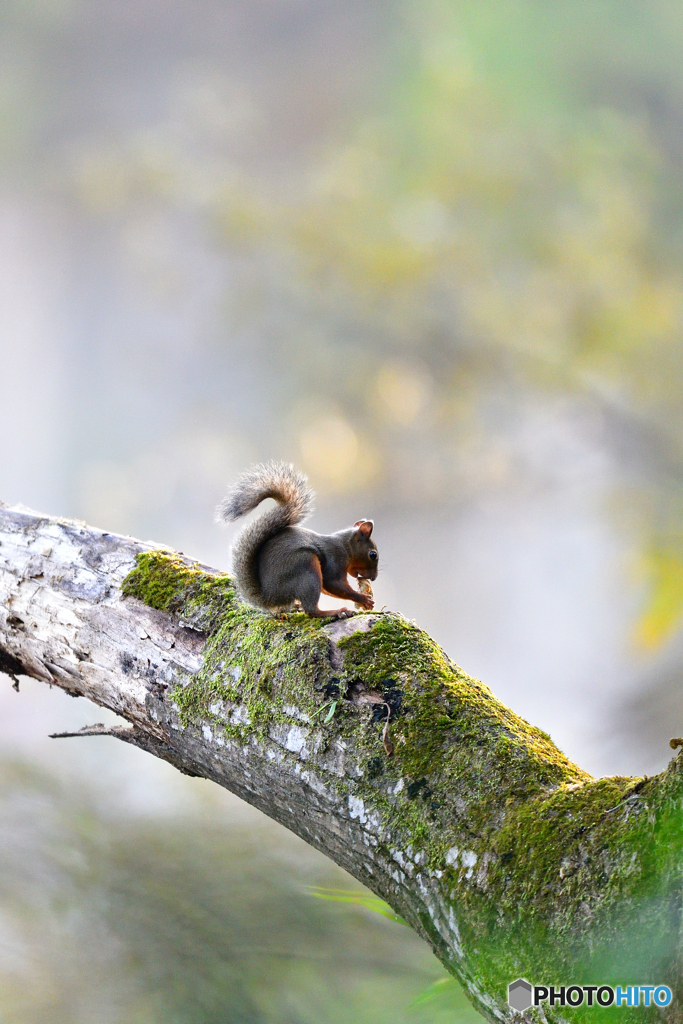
[{"xmin": 0, "ymin": 501, "xmax": 681, "ymax": 1022}]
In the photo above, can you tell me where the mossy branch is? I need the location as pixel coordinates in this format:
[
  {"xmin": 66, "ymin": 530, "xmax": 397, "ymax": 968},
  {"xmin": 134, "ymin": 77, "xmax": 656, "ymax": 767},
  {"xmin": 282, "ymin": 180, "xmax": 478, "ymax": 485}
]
[{"xmin": 1, "ymin": 504, "xmax": 682, "ymax": 1022}]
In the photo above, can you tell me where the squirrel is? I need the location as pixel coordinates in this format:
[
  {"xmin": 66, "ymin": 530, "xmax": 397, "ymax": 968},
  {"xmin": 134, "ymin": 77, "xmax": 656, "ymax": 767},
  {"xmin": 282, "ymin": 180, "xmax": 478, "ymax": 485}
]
[{"xmin": 216, "ymin": 461, "xmax": 378, "ymax": 619}]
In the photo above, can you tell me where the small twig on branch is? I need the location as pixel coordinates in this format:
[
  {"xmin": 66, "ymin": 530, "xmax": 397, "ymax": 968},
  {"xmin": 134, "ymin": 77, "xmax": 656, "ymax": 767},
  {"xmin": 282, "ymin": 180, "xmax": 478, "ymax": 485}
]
[{"xmin": 49, "ymin": 723, "xmax": 137, "ymax": 741}]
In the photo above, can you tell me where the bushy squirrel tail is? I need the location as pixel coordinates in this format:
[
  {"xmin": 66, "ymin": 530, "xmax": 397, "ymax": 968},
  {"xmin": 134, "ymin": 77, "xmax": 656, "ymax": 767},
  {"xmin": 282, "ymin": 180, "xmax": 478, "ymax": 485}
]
[{"xmin": 216, "ymin": 461, "xmax": 315, "ymax": 608}]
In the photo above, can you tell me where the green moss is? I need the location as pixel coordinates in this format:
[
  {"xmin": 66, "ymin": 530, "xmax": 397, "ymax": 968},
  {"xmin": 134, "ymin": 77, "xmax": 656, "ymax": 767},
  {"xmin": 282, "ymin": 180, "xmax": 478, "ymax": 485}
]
[
  {"xmin": 174, "ymin": 609, "xmax": 333, "ymax": 741},
  {"xmin": 337, "ymin": 615, "xmax": 580, "ymax": 787},
  {"xmin": 333, "ymin": 616, "xmax": 588, "ymax": 864},
  {"xmin": 461, "ymin": 764, "xmax": 683, "ymax": 1021},
  {"xmin": 123, "ymin": 550, "xmax": 335, "ymax": 743},
  {"xmin": 121, "ymin": 550, "xmax": 235, "ymax": 629}
]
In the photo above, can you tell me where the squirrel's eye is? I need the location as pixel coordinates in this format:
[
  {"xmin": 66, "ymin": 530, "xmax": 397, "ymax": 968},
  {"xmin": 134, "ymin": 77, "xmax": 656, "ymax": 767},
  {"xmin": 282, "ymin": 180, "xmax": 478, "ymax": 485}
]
[{"xmin": 368, "ymin": 550, "xmax": 377, "ymax": 560}]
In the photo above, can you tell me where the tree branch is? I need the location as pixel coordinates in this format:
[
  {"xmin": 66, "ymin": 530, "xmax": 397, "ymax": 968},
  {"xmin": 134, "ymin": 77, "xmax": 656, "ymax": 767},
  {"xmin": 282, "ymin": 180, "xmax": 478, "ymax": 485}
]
[{"xmin": 0, "ymin": 501, "xmax": 681, "ymax": 1021}]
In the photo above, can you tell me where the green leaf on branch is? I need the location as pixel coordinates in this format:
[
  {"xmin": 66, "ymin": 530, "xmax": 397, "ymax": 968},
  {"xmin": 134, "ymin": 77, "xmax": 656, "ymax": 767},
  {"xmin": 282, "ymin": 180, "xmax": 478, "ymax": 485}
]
[{"xmin": 307, "ymin": 886, "xmax": 408, "ymax": 926}]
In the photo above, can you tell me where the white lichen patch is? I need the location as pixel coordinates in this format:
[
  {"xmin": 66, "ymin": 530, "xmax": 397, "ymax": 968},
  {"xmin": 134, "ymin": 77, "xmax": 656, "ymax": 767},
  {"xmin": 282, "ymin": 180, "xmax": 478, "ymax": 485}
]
[
  {"xmin": 391, "ymin": 848, "xmax": 415, "ymax": 875},
  {"xmin": 283, "ymin": 704, "xmax": 310, "ymax": 723},
  {"xmin": 269, "ymin": 722, "xmax": 311, "ymax": 758},
  {"xmin": 462, "ymin": 850, "xmax": 477, "ymax": 878},
  {"xmin": 447, "ymin": 908, "xmax": 463, "ymax": 956},
  {"xmin": 367, "ymin": 809, "xmax": 381, "ymax": 832},
  {"xmin": 348, "ymin": 794, "xmax": 367, "ymax": 824},
  {"xmin": 319, "ymin": 737, "xmax": 349, "ymax": 777},
  {"xmin": 475, "ymin": 852, "xmax": 492, "ymax": 889},
  {"xmin": 297, "ymin": 769, "xmax": 328, "ymax": 798},
  {"xmin": 229, "ymin": 705, "xmax": 251, "ymax": 726},
  {"xmin": 285, "ymin": 725, "xmax": 309, "ymax": 755}
]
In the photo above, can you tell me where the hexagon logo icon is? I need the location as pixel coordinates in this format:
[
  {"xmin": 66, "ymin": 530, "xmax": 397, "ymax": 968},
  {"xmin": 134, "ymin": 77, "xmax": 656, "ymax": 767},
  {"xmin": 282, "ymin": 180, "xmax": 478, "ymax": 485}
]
[{"xmin": 508, "ymin": 978, "xmax": 533, "ymax": 1012}]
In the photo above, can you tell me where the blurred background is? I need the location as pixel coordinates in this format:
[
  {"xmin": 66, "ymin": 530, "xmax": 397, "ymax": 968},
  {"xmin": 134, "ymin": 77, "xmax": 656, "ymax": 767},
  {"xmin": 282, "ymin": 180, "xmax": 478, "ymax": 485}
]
[{"xmin": 2, "ymin": 0, "xmax": 683, "ymax": 1020}]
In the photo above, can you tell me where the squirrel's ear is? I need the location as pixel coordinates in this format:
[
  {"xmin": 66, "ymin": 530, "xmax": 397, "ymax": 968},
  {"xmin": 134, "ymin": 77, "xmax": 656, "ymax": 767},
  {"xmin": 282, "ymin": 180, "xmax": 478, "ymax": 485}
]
[{"xmin": 354, "ymin": 520, "xmax": 373, "ymax": 538}]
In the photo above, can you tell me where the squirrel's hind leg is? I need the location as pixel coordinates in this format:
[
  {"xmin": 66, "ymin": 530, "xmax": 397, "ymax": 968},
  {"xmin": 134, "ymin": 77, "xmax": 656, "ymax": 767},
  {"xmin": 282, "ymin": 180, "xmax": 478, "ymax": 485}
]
[{"xmin": 297, "ymin": 554, "xmax": 355, "ymax": 620}]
